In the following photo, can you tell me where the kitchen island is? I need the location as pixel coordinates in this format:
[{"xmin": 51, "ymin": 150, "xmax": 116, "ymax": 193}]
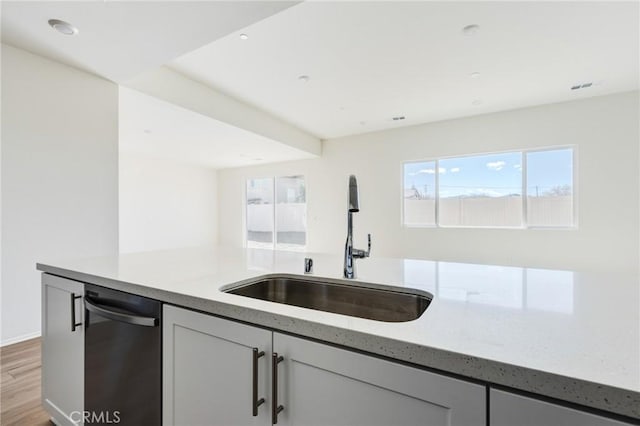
[{"xmin": 37, "ymin": 246, "xmax": 639, "ymax": 424}]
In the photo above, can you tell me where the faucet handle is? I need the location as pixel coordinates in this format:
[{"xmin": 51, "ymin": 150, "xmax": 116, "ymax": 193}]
[
  {"xmin": 354, "ymin": 234, "xmax": 372, "ymax": 258},
  {"xmin": 365, "ymin": 234, "xmax": 371, "ymax": 257}
]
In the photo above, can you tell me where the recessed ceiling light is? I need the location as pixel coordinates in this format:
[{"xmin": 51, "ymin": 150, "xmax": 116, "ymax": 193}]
[
  {"xmin": 48, "ymin": 19, "xmax": 78, "ymax": 36},
  {"xmin": 298, "ymin": 75, "xmax": 310, "ymax": 83},
  {"xmin": 239, "ymin": 33, "xmax": 249, "ymax": 40},
  {"xmin": 392, "ymin": 116, "xmax": 406, "ymax": 121},
  {"xmin": 472, "ymin": 99, "xmax": 483, "ymax": 106},
  {"xmin": 470, "ymin": 72, "xmax": 481, "ymax": 79},
  {"xmin": 462, "ymin": 24, "xmax": 480, "ymax": 36}
]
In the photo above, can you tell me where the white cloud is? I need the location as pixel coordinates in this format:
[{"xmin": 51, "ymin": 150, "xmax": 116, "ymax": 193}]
[
  {"xmin": 486, "ymin": 161, "xmax": 506, "ymax": 171},
  {"xmin": 450, "ymin": 167, "xmax": 460, "ymax": 173},
  {"xmin": 412, "ymin": 168, "xmax": 435, "ymax": 175},
  {"xmin": 410, "ymin": 167, "xmax": 447, "ymax": 175},
  {"xmin": 513, "ymin": 164, "xmax": 522, "ymax": 171},
  {"xmin": 408, "ymin": 167, "xmax": 447, "ymax": 176},
  {"xmin": 418, "ymin": 169, "xmax": 436, "ymax": 175}
]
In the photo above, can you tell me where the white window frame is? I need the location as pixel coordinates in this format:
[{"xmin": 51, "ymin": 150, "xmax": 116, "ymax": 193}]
[
  {"xmin": 245, "ymin": 175, "xmax": 307, "ymax": 251},
  {"xmin": 401, "ymin": 145, "xmax": 577, "ymax": 230}
]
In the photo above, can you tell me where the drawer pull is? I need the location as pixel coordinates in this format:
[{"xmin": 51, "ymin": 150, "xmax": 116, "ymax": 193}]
[
  {"xmin": 252, "ymin": 348, "xmax": 265, "ymax": 416},
  {"xmin": 70, "ymin": 293, "xmax": 82, "ymax": 332},
  {"xmin": 272, "ymin": 352, "xmax": 284, "ymax": 424}
]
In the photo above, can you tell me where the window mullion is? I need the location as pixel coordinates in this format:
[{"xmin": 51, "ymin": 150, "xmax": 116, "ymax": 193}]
[
  {"xmin": 273, "ymin": 177, "xmax": 277, "ymax": 250},
  {"xmin": 522, "ymin": 151, "xmax": 528, "ymax": 228},
  {"xmin": 435, "ymin": 159, "xmax": 440, "ymax": 227},
  {"xmin": 244, "ymin": 180, "xmax": 248, "ymax": 248}
]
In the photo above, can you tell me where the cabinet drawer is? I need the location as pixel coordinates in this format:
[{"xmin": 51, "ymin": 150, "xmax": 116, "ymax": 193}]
[
  {"xmin": 274, "ymin": 332, "xmax": 486, "ymax": 426},
  {"xmin": 490, "ymin": 389, "xmax": 632, "ymax": 426}
]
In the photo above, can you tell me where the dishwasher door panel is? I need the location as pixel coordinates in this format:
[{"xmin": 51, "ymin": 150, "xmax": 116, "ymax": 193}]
[{"xmin": 85, "ymin": 284, "xmax": 161, "ymax": 425}]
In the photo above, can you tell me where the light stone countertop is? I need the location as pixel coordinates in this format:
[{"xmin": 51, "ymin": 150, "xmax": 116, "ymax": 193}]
[{"xmin": 37, "ymin": 246, "xmax": 640, "ymax": 420}]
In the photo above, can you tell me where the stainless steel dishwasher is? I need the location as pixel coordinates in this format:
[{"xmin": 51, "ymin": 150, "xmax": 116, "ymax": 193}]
[{"xmin": 84, "ymin": 283, "xmax": 161, "ymax": 425}]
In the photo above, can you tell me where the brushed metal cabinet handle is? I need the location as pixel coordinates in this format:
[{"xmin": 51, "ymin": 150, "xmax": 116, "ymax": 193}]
[
  {"xmin": 252, "ymin": 348, "xmax": 265, "ymax": 416},
  {"xmin": 70, "ymin": 293, "xmax": 82, "ymax": 332},
  {"xmin": 272, "ymin": 352, "xmax": 284, "ymax": 424}
]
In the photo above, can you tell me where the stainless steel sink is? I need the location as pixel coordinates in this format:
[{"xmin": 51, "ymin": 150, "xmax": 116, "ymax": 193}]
[{"xmin": 223, "ymin": 276, "xmax": 432, "ymax": 322}]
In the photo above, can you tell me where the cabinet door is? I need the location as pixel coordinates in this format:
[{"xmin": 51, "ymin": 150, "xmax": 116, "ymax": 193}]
[
  {"xmin": 490, "ymin": 389, "xmax": 632, "ymax": 426},
  {"xmin": 163, "ymin": 305, "xmax": 272, "ymax": 426},
  {"xmin": 273, "ymin": 333, "xmax": 486, "ymax": 426},
  {"xmin": 42, "ymin": 273, "xmax": 84, "ymax": 426}
]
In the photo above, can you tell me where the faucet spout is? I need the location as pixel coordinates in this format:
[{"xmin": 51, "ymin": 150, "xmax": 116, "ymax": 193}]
[
  {"xmin": 343, "ymin": 175, "xmax": 371, "ymax": 279},
  {"xmin": 348, "ymin": 175, "xmax": 359, "ymax": 213}
]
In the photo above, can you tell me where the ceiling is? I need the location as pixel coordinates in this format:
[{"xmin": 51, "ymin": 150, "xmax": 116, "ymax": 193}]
[
  {"xmin": 2, "ymin": 1, "xmax": 638, "ymax": 167},
  {"xmin": 170, "ymin": 1, "xmax": 640, "ymax": 139},
  {"xmin": 119, "ymin": 87, "xmax": 315, "ymax": 169},
  {"xmin": 1, "ymin": 1, "xmax": 296, "ymax": 82}
]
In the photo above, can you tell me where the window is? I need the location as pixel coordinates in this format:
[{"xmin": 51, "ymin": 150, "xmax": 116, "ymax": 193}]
[
  {"xmin": 246, "ymin": 175, "xmax": 306, "ymax": 250},
  {"xmin": 276, "ymin": 176, "xmax": 306, "ymax": 248},
  {"xmin": 403, "ymin": 161, "xmax": 436, "ymax": 226},
  {"xmin": 402, "ymin": 147, "xmax": 574, "ymax": 228},
  {"xmin": 246, "ymin": 178, "xmax": 274, "ymax": 248},
  {"xmin": 439, "ymin": 152, "xmax": 522, "ymax": 227},
  {"xmin": 526, "ymin": 148, "xmax": 574, "ymax": 227}
]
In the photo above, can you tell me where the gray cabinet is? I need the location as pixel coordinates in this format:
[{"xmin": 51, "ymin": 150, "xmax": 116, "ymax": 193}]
[
  {"xmin": 41, "ymin": 274, "xmax": 84, "ymax": 426},
  {"xmin": 490, "ymin": 389, "xmax": 632, "ymax": 426},
  {"xmin": 273, "ymin": 332, "xmax": 486, "ymax": 426},
  {"xmin": 163, "ymin": 305, "xmax": 486, "ymax": 426},
  {"xmin": 163, "ymin": 305, "xmax": 272, "ymax": 426}
]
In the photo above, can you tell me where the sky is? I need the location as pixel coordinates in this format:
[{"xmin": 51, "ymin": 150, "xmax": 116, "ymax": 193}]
[{"xmin": 404, "ymin": 148, "xmax": 573, "ymax": 198}]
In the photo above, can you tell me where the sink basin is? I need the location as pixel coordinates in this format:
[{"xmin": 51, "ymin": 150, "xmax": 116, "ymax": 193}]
[{"xmin": 223, "ymin": 276, "xmax": 432, "ymax": 322}]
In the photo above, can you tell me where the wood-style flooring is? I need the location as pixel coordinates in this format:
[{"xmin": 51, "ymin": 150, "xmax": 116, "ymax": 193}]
[{"xmin": 1, "ymin": 338, "xmax": 51, "ymax": 425}]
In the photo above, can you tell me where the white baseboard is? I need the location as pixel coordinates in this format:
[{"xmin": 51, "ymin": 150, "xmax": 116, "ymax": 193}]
[{"xmin": 1, "ymin": 331, "xmax": 41, "ymax": 347}]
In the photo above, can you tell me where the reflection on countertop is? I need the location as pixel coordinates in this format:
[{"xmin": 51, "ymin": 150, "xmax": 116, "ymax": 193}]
[{"xmin": 403, "ymin": 259, "xmax": 574, "ymax": 313}]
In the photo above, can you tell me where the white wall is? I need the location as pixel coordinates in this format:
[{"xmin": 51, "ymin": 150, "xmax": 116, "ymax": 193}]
[
  {"xmin": 119, "ymin": 152, "xmax": 217, "ymax": 253},
  {"xmin": 1, "ymin": 45, "xmax": 119, "ymax": 345},
  {"xmin": 218, "ymin": 92, "xmax": 639, "ymax": 273},
  {"xmin": 125, "ymin": 67, "xmax": 322, "ymax": 156}
]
